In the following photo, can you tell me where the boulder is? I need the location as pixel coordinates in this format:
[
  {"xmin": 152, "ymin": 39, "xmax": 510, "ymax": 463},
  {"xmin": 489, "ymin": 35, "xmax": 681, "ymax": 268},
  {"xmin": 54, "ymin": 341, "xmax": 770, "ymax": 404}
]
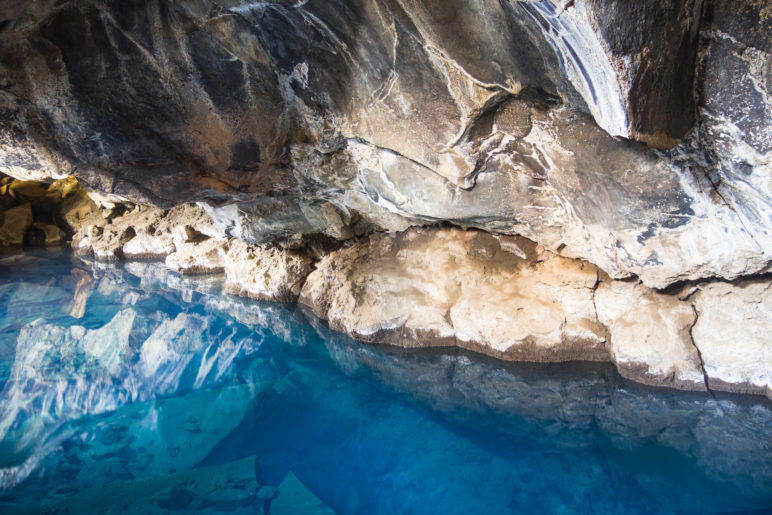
[
  {"xmin": 57, "ymin": 189, "xmax": 101, "ymax": 235},
  {"xmin": 300, "ymin": 227, "xmax": 607, "ymax": 361},
  {"xmin": 165, "ymin": 237, "xmax": 228, "ymax": 275},
  {"xmin": 594, "ymin": 280, "xmax": 705, "ymax": 391},
  {"xmin": 271, "ymin": 472, "xmax": 335, "ymax": 515},
  {"xmin": 119, "ymin": 208, "xmax": 176, "ymax": 260},
  {"xmin": 74, "ymin": 224, "xmax": 135, "ymax": 261},
  {"xmin": 47, "ymin": 176, "xmax": 81, "ymax": 199},
  {"xmin": 30, "ymin": 222, "xmax": 65, "ymax": 247},
  {"xmin": 692, "ymin": 280, "xmax": 772, "ymax": 398},
  {"xmin": 224, "ymin": 239, "xmax": 313, "ymax": 302},
  {"xmin": 0, "ymin": 203, "xmax": 32, "ymax": 247}
]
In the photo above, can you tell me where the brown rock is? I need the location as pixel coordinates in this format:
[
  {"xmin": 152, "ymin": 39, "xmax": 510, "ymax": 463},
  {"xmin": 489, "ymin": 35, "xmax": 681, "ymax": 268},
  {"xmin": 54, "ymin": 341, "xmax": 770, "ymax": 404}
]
[
  {"xmin": 58, "ymin": 189, "xmax": 101, "ymax": 234},
  {"xmin": 47, "ymin": 176, "xmax": 81, "ymax": 199},
  {"xmin": 8, "ymin": 180, "xmax": 49, "ymax": 202},
  {"xmin": 31, "ymin": 222, "xmax": 65, "ymax": 246},
  {"xmin": 0, "ymin": 202, "xmax": 32, "ymax": 247}
]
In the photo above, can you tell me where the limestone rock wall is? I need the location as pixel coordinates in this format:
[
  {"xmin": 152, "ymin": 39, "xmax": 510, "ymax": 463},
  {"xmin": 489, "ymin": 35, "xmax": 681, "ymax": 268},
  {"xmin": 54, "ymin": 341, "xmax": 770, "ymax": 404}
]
[{"xmin": 0, "ymin": 0, "xmax": 769, "ymax": 289}]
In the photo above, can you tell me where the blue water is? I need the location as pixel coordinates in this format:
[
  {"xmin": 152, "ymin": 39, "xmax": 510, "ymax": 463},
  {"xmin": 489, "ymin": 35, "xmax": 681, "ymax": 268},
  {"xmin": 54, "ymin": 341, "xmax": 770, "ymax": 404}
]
[{"xmin": 0, "ymin": 250, "xmax": 770, "ymax": 514}]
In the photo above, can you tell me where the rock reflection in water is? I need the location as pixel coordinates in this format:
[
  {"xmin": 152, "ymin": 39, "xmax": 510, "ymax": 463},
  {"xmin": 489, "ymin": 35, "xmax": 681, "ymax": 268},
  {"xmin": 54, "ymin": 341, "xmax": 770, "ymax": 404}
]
[{"xmin": 0, "ymin": 251, "xmax": 769, "ymax": 514}]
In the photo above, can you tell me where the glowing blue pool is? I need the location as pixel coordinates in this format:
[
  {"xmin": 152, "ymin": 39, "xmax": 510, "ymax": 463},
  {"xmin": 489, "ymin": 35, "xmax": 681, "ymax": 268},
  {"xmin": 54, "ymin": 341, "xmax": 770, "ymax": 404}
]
[{"xmin": 0, "ymin": 251, "xmax": 770, "ymax": 514}]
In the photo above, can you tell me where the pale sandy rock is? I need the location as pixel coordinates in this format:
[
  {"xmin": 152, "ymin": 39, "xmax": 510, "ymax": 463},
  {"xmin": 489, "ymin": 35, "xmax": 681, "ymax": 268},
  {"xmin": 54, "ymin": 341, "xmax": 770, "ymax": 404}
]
[
  {"xmin": 692, "ymin": 281, "xmax": 772, "ymax": 399},
  {"xmin": 119, "ymin": 205, "xmax": 220, "ymax": 260},
  {"xmin": 595, "ymin": 280, "xmax": 706, "ymax": 391},
  {"xmin": 122, "ymin": 231, "xmax": 176, "ymax": 260},
  {"xmin": 74, "ymin": 204, "xmax": 222, "ymax": 263},
  {"xmin": 74, "ymin": 224, "xmax": 134, "ymax": 261},
  {"xmin": 114, "ymin": 208, "xmax": 173, "ymax": 259},
  {"xmin": 0, "ymin": 202, "xmax": 32, "ymax": 247},
  {"xmin": 165, "ymin": 237, "xmax": 228, "ymax": 275},
  {"xmin": 165, "ymin": 204, "xmax": 222, "ymax": 241},
  {"xmin": 224, "ymin": 239, "xmax": 313, "ymax": 302},
  {"xmin": 84, "ymin": 189, "xmax": 130, "ymax": 210},
  {"xmin": 300, "ymin": 227, "xmax": 607, "ymax": 361}
]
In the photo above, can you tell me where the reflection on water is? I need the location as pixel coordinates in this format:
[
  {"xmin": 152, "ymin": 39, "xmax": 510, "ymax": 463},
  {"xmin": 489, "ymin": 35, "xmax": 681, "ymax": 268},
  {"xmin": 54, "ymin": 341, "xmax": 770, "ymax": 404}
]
[{"xmin": 0, "ymin": 250, "xmax": 770, "ymax": 514}]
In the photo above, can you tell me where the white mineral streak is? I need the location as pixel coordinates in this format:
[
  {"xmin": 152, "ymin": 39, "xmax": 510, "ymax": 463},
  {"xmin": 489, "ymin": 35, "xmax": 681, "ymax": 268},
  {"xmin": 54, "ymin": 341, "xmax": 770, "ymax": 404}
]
[{"xmin": 523, "ymin": 1, "xmax": 628, "ymax": 137}]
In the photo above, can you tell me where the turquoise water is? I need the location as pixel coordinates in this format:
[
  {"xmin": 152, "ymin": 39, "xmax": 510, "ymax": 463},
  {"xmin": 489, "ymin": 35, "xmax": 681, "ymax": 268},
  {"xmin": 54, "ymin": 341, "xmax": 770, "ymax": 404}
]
[{"xmin": 0, "ymin": 250, "xmax": 770, "ymax": 514}]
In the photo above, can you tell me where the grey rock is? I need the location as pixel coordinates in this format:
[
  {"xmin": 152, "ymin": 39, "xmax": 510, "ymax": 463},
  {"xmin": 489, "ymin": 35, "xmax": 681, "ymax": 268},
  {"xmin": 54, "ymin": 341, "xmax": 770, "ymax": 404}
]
[{"xmin": 0, "ymin": 0, "xmax": 767, "ymax": 288}]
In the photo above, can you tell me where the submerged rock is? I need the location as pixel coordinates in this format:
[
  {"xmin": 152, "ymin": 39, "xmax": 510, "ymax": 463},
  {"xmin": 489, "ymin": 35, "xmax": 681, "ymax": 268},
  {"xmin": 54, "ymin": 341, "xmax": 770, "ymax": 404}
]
[{"xmin": 272, "ymin": 472, "xmax": 336, "ymax": 515}]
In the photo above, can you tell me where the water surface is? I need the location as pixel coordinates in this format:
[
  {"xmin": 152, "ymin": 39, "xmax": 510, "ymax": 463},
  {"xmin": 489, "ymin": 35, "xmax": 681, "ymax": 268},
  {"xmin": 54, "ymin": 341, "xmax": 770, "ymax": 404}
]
[{"xmin": 0, "ymin": 250, "xmax": 770, "ymax": 514}]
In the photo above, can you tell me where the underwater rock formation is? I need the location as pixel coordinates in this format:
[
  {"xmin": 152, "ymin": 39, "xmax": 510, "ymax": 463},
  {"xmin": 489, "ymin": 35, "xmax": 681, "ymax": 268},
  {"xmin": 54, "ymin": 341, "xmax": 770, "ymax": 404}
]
[{"xmin": 1, "ymin": 252, "xmax": 770, "ymax": 514}]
